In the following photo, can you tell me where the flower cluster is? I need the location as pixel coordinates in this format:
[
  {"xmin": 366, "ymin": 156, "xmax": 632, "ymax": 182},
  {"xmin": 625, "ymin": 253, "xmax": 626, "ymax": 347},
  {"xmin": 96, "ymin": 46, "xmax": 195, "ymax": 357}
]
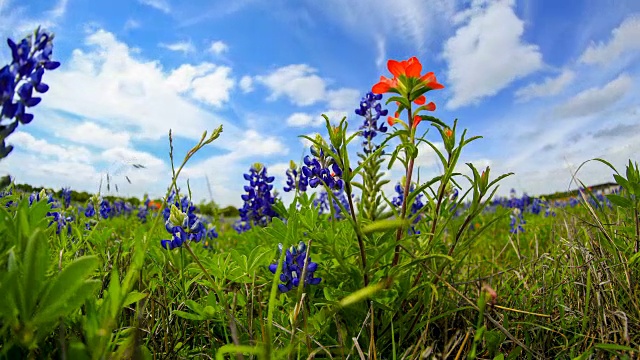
[
  {"xmin": 61, "ymin": 187, "xmax": 71, "ymax": 208},
  {"xmin": 355, "ymin": 92, "xmax": 388, "ymax": 154},
  {"xmin": 235, "ymin": 163, "xmax": 278, "ymax": 233},
  {"xmin": 137, "ymin": 198, "xmax": 150, "ymax": 223},
  {"xmin": 283, "ymin": 160, "xmax": 309, "ymax": 193},
  {"xmin": 372, "ymin": 57, "xmax": 444, "ymax": 129},
  {"xmin": 268, "ymin": 242, "xmax": 321, "ymax": 293},
  {"xmin": 161, "ymin": 202, "xmax": 206, "ymax": 250},
  {"xmin": 1, "ymin": 27, "xmax": 60, "ymax": 159},
  {"xmin": 392, "ymin": 181, "xmax": 426, "ymax": 234},
  {"xmin": 509, "ymin": 208, "xmax": 525, "ymax": 234},
  {"xmin": 313, "ymin": 188, "xmax": 351, "ymax": 220},
  {"xmin": 301, "ymin": 142, "xmax": 344, "ymax": 191}
]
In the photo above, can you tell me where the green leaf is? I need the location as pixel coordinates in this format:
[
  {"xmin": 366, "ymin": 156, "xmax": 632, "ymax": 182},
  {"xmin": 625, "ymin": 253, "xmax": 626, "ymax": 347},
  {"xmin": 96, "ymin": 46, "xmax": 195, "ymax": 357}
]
[
  {"xmin": 173, "ymin": 310, "xmax": 205, "ymax": 321},
  {"xmin": 606, "ymin": 194, "xmax": 633, "ymax": 208},
  {"xmin": 338, "ymin": 282, "xmax": 386, "ymax": 308},
  {"xmin": 361, "ymin": 219, "xmax": 408, "ymax": 235},
  {"xmin": 35, "ymin": 280, "xmax": 100, "ymax": 327},
  {"xmin": 595, "ymin": 343, "xmax": 636, "ymax": 352},
  {"xmin": 38, "ymin": 256, "xmax": 100, "ymax": 315},
  {"xmin": 123, "ymin": 291, "xmax": 148, "ymax": 307}
]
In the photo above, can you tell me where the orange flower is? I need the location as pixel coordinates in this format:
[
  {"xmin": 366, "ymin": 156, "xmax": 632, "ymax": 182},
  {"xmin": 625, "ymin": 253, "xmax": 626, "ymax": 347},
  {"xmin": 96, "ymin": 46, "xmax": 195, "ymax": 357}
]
[
  {"xmin": 419, "ymin": 72, "xmax": 445, "ymax": 91},
  {"xmin": 412, "ymin": 115, "xmax": 422, "ymax": 128},
  {"xmin": 373, "ymin": 57, "xmax": 445, "ymax": 95},
  {"xmin": 414, "ymin": 95, "xmax": 426, "ymax": 105},
  {"xmin": 387, "ymin": 116, "xmax": 399, "ymax": 126},
  {"xmin": 372, "ymin": 75, "xmax": 398, "ymax": 94},
  {"xmin": 444, "ymin": 128, "xmax": 453, "ymax": 137}
]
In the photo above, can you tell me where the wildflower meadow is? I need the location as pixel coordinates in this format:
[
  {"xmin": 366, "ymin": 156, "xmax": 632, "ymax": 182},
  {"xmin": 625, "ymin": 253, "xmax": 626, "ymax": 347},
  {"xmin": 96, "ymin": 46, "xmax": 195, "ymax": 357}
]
[{"xmin": 1, "ymin": 21, "xmax": 640, "ymax": 360}]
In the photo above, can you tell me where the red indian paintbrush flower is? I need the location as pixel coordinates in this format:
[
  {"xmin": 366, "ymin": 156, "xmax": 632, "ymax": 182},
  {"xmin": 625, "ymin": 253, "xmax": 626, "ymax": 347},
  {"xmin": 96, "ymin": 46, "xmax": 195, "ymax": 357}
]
[{"xmin": 372, "ymin": 56, "xmax": 444, "ymax": 95}]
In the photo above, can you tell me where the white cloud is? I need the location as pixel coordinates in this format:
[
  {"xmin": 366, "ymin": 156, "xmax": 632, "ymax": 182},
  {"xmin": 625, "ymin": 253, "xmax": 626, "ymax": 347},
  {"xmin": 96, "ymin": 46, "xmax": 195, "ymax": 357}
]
[
  {"xmin": 9, "ymin": 131, "xmax": 93, "ymax": 163},
  {"xmin": 166, "ymin": 63, "xmax": 216, "ymax": 93},
  {"xmin": 237, "ymin": 130, "xmax": 289, "ymax": 156},
  {"xmin": 190, "ymin": 66, "xmax": 235, "ymax": 107},
  {"xmin": 553, "ymin": 74, "xmax": 633, "ymax": 119},
  {"xmin": 375, "ymin": 35, "xmax": 386, "ymax": 69},
  {"xmin": 159, "ymin": 40, "xmax": 195, "ymax": 54},
  {"xmin": 43, "ymin": 29, "xmax": 243, "ymax": 144},
  {"xmin": 0, "ymin": 0, "xmax": 68, "ymax": 47},
  {"xmin": 239, "ymin": 75, "xmax": 254, "ymax": 93},
  {"xmin": 209, "ymin": 40, "xmax": 229, "ymax": 55},
  {"xmin": 124, "ymin": 19, "xmax": 141, "ymax": 31},
  {"xmin": 138, "ymin": 0, "xmax": 171, "ymax": 13},
  {"xmin": 326, "ymin": 88, "xmax": 361, "ymax": 110},
  {"xmin": 580, "ymin": 15, "xmax": 640, "ymax": 65},
  {"xmin": 515, "ymin": 69, "xmax": 575, "ymax": 102},
  {"xmin": 180, "ymin": 131, "xmax": 288, "ymax": 206},
  {"xmin": 0, "ymin": 132, "xmax": 169, "ymax": 198},
  {"xmin": 55, "ymin": 121, "xmax": 131, "ymax": 149},
  {"xmin": 287, "ymin": 113, "xmax": 315, "ymax": 127},
  {"xmin": 443, "ymin": 0, "xmax": 543, "ymax": 109},
  {"xmin": 255, "ymin": 64, "xmax": 326, "ymax": 106},
  {"xmin": 306, "ymin": 0, "xmax": 457, "ymax": 52}
]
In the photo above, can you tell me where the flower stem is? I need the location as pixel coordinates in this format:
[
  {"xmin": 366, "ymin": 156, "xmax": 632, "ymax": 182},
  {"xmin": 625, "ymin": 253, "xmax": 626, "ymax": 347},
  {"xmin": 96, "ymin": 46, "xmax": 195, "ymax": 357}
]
[{"xmin": 391, "ymin": 107, "xmax": 415, "ymax": 268}]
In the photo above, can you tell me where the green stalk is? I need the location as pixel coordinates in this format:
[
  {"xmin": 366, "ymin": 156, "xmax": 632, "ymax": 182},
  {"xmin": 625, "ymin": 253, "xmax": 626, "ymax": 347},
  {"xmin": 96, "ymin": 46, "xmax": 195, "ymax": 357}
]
[{"xmin": 391, "ymin": 106, "xmax": 415, "ymax": 268}]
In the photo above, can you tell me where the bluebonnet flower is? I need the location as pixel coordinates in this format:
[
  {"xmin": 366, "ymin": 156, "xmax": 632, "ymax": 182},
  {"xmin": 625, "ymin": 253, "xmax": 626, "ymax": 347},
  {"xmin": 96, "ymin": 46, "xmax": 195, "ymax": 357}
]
[
  {"xmin": 531, "ymin": 198, "xmax": 542, "ymax": 215},
  {"xmin": 203, "ymin": 226, "xmax": 218, "ymax": 250},
  {"xmin": 355, "ymin": 91, "xmax": 388, "ymax": 154},
  {"xmin": 392, "ymin": 181, "xmax": 425, "ymax": 234},
  {"xmin": 234, "ymin": 163, "xmax": 278, "ymax": 233},
  {"xmin": 283, "ymin": 160, "xmax": 309, "ymax": 193},
  {"xmin": 268, "ymin": 242, "xmax": 321, "ymax": 293},
  {"xmin": 137, "ymin": 199, "xmax": 149, "ymax": 223},
  {"xmin": 545, "ymin": 206, "xmax": 556, "ymax": 217},
  {"xmin": 509, "ymin": 208, "xmax": 525, "ymax": 234},
  {"xmin": 0, "ymin": 189, "xmax": 14, "ymax": 207},
  {"xmin": 313, "ymin": 188, "xmax": 351, "ymax": 220},
  {"xmin": 161, "ymin": 202, "xmax": 206, "ymax": 250},
  {"xmin": 84, "ymin": 202, "xmax": 96, "ymax": 217},
  {"xmin": 301, "ymin": 140, "xmax": 344, "ymax": 191},
  {"xmin": 48, "ymin": 211, "xmax": 72, "ymax": 235},
  {"xmin": 1, "ymin": 27, "xmax": 60, "ymax": 159},
  {"xmin": 61, "ymin": 187, "xmax": 71, "ymax": 208},
  {"xmin": 99, "ymin": 199, "xmax": 111, "ymax": 219}
]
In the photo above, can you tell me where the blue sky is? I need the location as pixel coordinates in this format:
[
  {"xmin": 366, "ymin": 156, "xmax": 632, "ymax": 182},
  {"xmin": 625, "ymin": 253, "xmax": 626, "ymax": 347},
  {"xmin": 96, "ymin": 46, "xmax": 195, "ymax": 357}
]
[{"xmin": 1, "ymin": 0, "xmax": 639, "ymax": 207}]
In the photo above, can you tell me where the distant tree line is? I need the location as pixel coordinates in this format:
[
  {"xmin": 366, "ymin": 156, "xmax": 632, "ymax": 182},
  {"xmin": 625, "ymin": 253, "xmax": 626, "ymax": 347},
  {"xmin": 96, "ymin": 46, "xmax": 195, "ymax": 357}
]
[{"xmin": 0, "ymin": 175, "xmax": 239, "ymax": 216}]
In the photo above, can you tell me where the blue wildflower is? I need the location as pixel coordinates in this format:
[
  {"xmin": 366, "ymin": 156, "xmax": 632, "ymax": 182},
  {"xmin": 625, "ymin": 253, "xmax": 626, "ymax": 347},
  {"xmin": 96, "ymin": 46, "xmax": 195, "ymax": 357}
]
[
  {"xmin": 48, "ymin": 211, "xmax": 72, "ymax": 235},
  {"xmin": 509, "ymin": 208, "xmax": 525, "ymax": 234},
  {"xmin": 1, "ymin": 27, "xmax": 60, "ymax": 159},
  {"xmin": 283, "ymin": 160, "xmax": 309, "ymax": 193},
  {"xmin": 392, "ymin": 181, "xmax": 425, "ymax": 234},
  {"xmin": 301, "ymin": 141, "xmax": 344, "ymax": 191},
  {"xmin": 160, "ymin": 201, "xmax": 206, "ymax": 250},
  {"xmin": 61, "ymin": 187, "xmax": 71, "ymax": 208},
  {"xmin": 235, "ymin": 163, "xmax": 278, "ymax": 233},
  {"xmin": 268, "ymin": 242, "xmax": 321, "ymax": 293},
  {"xmin": 355, "ymin": 91, "xmax": 388, "ymax": 154},
  {"xmin": 99, "ymin": 199, "xmax": 111, "ymax": 219}
]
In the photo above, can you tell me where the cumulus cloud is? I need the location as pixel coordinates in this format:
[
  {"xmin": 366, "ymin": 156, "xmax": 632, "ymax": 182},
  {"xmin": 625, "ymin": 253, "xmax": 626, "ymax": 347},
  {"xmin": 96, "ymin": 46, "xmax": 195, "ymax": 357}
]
[
  {"xmin": 239, "ymin": 75, "xmax": 254, "ymax": 93},
  {"xmin": 286, "ymin": 113, "xmax": 314, "ymax": 127},
  {"xmin": 54, "ymin": 121, "xmax": 132, "ymax": 149},
  {"xmin": 159, "ymin": 40, "xmax": 195, "ymax": 54},
  {"xmin": 255, "ymin": 64, "xmax": 326, "ymax": 106},
  {"xmin": 42, "ymin": 29, "xmax": 242, "ymax": 144},
  {"xmin": 138, "ymin": 0, "xmax": 171, "ymax": 13},
  {"xmin": 209, "ymin": 40, "xmax": 229, "ymax": 55},
  {"xmin": 553, "ymin": 74, "xmax": 633, "ymax": 119},
  {"xmin": 580, "ymin": 15, "xmax": 640, "ymax": 65},
  {"xmin": 515, "ymin": 69, "xmax": 575, "ymax": 102},
  {"xmin": 443, "ymin": 0, "xmax": 543, "ymax": 109}
]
